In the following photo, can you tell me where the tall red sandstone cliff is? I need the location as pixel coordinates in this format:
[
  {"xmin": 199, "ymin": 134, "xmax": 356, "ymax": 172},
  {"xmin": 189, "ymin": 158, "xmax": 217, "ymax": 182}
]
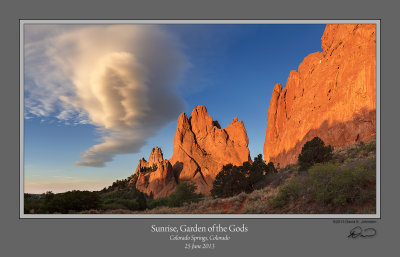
[
  {"xmin": 263, "ymin": 24, "xmax": 376, "ymax": 167},
  {"xmin": 169, "ymin": 105, "xmax": 251, "ymax": 195}
]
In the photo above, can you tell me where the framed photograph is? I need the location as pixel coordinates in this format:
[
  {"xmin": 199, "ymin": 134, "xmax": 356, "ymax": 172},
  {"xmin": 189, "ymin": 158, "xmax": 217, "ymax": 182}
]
[
  {"xmin": 3, "ymin": 0, "xmax": 397, "ymax": 252},
  {"xmin": 21, "ymin": 20, "xmax": 379, "ymax": 219}
]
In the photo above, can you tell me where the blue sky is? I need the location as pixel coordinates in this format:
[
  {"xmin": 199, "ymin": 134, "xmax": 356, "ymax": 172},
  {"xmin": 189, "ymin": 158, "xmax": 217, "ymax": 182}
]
[{"xmin": 24, "ymin": 24, "xmax": 325, "ymax": 193}]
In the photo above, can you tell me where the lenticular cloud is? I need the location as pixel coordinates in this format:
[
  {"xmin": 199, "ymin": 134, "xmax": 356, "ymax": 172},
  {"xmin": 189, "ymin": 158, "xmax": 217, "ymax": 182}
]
[{"xmin": 24, "ymin": 25, "xmax": 187, "ymax": 167}]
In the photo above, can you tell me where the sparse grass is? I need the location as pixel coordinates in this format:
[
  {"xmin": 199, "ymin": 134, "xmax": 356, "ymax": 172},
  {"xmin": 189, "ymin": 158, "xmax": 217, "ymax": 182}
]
[
  {"xmin": 241, "ymin": 187, "xmax": 279, "ymax": 214},
  {"xmin": 333, "ymin": 140, "xmax": 376, "ymax": 161},
  {"xmin": 280, "ymin": 163, "xmax": 298, "ymax": 173},
  {"xmin": 237, "ymin": 192, "xmax": 247, "ymax": 201},
  {"xmin": 232, "ymin": 200, "xmax": 242, "ymax": 210},
  {"xmin": 269, "ymin": 177, "xmax": 303, "ymax": 208},
  {"xmin": 242, "ymin": 201, "xmax": 266, "ymax": 214},
  {"xmin": 264, "ymin": 170, "xmax": 292, "ymax": 188}
]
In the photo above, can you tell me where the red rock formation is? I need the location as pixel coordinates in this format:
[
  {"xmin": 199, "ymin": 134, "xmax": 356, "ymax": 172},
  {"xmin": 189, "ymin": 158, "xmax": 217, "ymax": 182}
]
[
  {"xmin": 133, "ymin": 106, "xmax": 251, "ymax": 197},
  {"xmin": 136, "ymin": 160, "xmax": 177, "ymax": 199},
  {"xmin": 133, "ymin": 147, "xmax": 164, "ymax": 174},
  {"xmin": 134, "ymin": 147, "xmax": 177, "ymax": 199},
  {"xmin": 263, "ymin": 24, "xmax": 376, "ymax": 168},
  {"xmin": 148, "ymin": 147, "xmax": 163, "ymax": 166},
  {"xmin": 169, "ymin": 105, "xmax": 251, "ymax": 195}
]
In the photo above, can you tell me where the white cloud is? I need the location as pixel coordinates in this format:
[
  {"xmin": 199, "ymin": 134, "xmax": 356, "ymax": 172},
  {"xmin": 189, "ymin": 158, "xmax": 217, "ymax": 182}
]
[{"xmin": 25, "ymin": 24, "xmax": 187, "ymax": 167}]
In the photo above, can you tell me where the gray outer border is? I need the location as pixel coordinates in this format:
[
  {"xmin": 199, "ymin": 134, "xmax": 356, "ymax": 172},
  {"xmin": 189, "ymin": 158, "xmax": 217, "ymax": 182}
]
[{"xmin": 20, "ymin": 19, "xmax": 380, "ymax": 219}]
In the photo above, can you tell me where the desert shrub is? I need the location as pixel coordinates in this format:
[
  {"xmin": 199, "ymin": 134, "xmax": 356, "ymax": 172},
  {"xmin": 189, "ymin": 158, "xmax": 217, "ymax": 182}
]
[
  {"xmin": 211, "ymin": 164, "xmax": 249, "ymax": 198},
  {"xmin": 36, "ymin": 190, "xmax": 102, "ymax": 214},
  {"xmin": 24, "ymin": 194, "xmax": 43, "ymax": 214},
  {"xmin": 103, "ymin": 199, "xmax": 139, "ymax": 211},
  {"xmin": 249, "ymin": 154, "xmax": 269, "ymax": 178},
  {"xmin": 346, "ymin": 140, "xmax": 376, "ymax": 159},
  {"xmin": 242, "ymin": 190, "xmax": 267, "ymax": 214},
  {"xmin": 242, "ymin": 200, "xmax": 266, "ymax": 214},
  {"xmin": 147, "ymin": 185, "xmax": 203, "ymax": 210},
  {"xmin": 298, "ymin": 137, "xmax": 333, "ymax": 170},
  {"xmin": 101, "ymin": 189, "xmax": 139, "ymax": 200},
  {"xmin": 237, "ymin": 192, "xmax": 247, "ymax": 201},
  {"xmin": 247, "ymin": 189, "xmax": 263, "ymax": 202},
  {"xmin": 280, "ymin": 164, "xmax": 298, "ymax": 173},
  {"xmin": 307, "ymin": 163, "xmax": 375, "ymax": 208},
  {"xmin": 147, "ymin": 197, "xmax": 170, "ymax": 209},
  {"xmin": 102, "ymin": 202, "xmax": 128, "ymax": 210},
  {"xmin": 250, "ymin": 158, "xmax": 277, "ymax": 190},
  {"xmin": 359, "ymin": 140, "xmax": 376, "ymax": 154},
  {"xmin": 232, "ymin": 199, "xmax": 242, "ymax": 210},
  {"xmin": 266, "ymin": 162, "xmax": 278, "ymax": 173},
  {"xmin": 269, "ymin": 161, "xmax": 376, "ymax": 211},
  {"xmin": 269, "ymin": 178, "xmax": 302, "ymax": 208},
  {"xmin": 100, "ymin": 187, "xmax": 147, "ymax": 210},
  {"xmin": 140, "ymin": 164, "xmax": 158, "ymax": 174},
  {"xmin": 340, "ymin": 157, "xmax": 376, "ymax": 174},
  {"xmin": 167, "ymin": 182, "xmax": 203, "ymax": 207},
  {"xmin": 211, "ymin": 155, "xmax": 268, "ymax": 198},
  {"xmin": 264, "ymin": 170, "xmax": 291, "ymax": 188}
]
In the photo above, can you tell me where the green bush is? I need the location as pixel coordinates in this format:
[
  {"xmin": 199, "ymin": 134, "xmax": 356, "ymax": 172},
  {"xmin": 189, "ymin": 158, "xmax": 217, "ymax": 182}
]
[
  {"xmin": 167, "ymin": 182, "xmax": 202, "ymax": 207},
  {"xmin": 148, "ymin": 183, "xmax": 203, "ymax": 209},
  {"xmin": 266, "ymin": 162, "xmax": 278, "ymax": 173},
  {"xmin": 37, "ymin": 190, "xmax": 102, "ymax": 214},
  {"xmin": 346, "ymin": 140, "xmax": 376, "ymax": 159},
  {"xmin": 247, "ymin": 154, "xmax": 269, "ymax": 184},
  {"xmin": 269, "ymin": 162, "xmax": 376, "ymax": 211},
  {"xmin": 147, "ymin": 197, "xmax": 170, "ymax": 209},
  {"xmin": 101, "ymin": 188, "xmax": 147, "ymax": 210},
  {"xmin": 139, "ymin": 164, "xmax": 158, "ymax": 174},
  {"xmin": 269, "ymin": 178, "xmax": 302, "ymax": 208},
  {"xmin": 211, "ymin": 164, "xmax": 248, "ymax": 198},
  {"xmin": 211, "ymin": 154, "xmax": 268, "ymax": 198},
  {"xmin": 24, "ymin": 194, "xmax": 43, "ymax": 214},
  {"xmin": 307, "ymin": 163, "xmax": 375, "ymax": 208},
  {"xmin": 102, "ymin": 198, "xmax": 139, "ymax": 211},
  {"xmin": 298, "ymin": 137, "xmax": 333, "ymax": 170},
  {"xmin": 359, "ymin": 140, "xmax": 376, "ymax": 154}
]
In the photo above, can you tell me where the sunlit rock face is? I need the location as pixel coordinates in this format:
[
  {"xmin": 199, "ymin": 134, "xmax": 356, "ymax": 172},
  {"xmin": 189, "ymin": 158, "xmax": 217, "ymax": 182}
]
[
  {"xmin": 169, "ymin": 105, "xmax": 251, "ymax": 195},
  {"xmin": 133, "ymin": 106, "xmax": 251, "ymax": 197},
  {"xmin": 135, "ymin": 159, "xmax": 177, "ymax": 199},
  {"xmin": 263, "ymin": 24, "xmax": 376, "ymax": 168},
  {"xmin": 134, "ymin": 148, "xmax": 177, "ymax": 199},
  {"xmin": 133, "ymin": 147, "xmax": 164, "ymax": 174}
]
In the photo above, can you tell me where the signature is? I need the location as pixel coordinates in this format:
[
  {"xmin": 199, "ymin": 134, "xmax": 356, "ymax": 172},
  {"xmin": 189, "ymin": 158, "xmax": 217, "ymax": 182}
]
[{"xmin": 348, "ymin": 226, "xmax": 377, "ymax": 238}]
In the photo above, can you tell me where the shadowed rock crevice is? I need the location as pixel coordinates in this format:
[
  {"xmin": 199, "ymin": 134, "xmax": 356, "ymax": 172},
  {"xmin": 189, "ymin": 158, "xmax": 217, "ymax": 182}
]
[{"xmin": 177, "ymin": 145, "xmax": 203, "ymax": 180}]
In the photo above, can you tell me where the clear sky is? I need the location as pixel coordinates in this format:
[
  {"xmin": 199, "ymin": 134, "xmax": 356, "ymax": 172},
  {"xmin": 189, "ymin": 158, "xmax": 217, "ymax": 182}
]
[{"xmin": 24, "ymin": 23, "xmax": 325, "ymax": 193}]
